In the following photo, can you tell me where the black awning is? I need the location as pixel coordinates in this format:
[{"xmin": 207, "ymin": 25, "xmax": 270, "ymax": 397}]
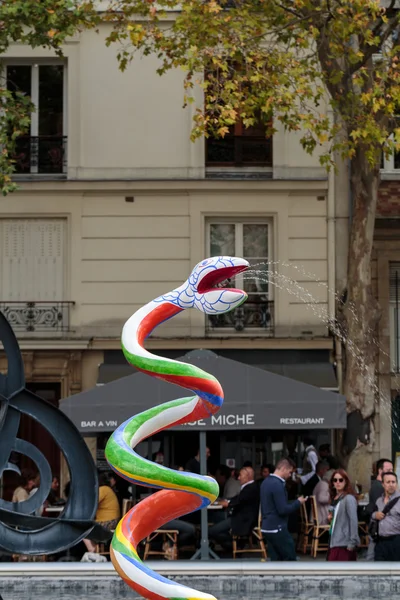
[
  {"xmin": 260, "ymin": 363, "xmax": 337, "ymax": 388},
  {"xmin": 97, "ymin": 355, "xmax": 338, "ymax": 389},
  {"xmin": 97, "ymin": 363, "xmax": 137, "ymax": 384},
  {"xmin": 61, "ymin": 350, "xmax": 346, "ymax": 433}
]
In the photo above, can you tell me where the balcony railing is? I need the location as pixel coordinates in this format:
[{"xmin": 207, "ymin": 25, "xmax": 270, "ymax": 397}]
[
  {"xmin": 13, "ymin": 136, "xmax": 67, "ymax": 175},
  {"xmin": 207, "ymin": 299, "xmax": 274, "ymax": 334},
  {"xmin": 0, "ymin": 301, "xmax": 74, "ymax": 334}
]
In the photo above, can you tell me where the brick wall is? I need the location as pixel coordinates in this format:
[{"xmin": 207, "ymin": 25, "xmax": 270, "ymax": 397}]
[{"xmin": 378, "ymin": 181, "xmax": 400, "ymax": 217}]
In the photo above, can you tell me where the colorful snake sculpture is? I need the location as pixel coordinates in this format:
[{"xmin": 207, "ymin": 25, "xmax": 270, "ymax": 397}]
[{"xmin": 105, "ymin": 256, "xmax": 249, "ymax": 600}]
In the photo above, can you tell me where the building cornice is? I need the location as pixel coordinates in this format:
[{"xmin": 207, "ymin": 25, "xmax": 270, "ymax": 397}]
[
  {"xmin": 11, "ymin": 179, "xmax": 328, "ymax": 196},
  {"xmin": 0, "ymin": 336, "xmax": 332, "ymax": 351},
  {"xmin": 0, "ymin": 339, "xmax": 92, "ymax": 351},
  {"xmin": 88, "ymin": 337, "xmax": 333, "ymax": 350}
]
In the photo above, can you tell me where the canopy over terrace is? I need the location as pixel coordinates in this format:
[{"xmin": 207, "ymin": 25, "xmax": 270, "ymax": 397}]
[{"xmin": 60, "ymin": 350, "xmax": 346, "ymax": 433}]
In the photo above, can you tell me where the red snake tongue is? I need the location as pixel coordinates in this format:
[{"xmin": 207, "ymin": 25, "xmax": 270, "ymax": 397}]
[{"xmin": 197, "ymin": 264, "xmax": 248, "ymax": 294}]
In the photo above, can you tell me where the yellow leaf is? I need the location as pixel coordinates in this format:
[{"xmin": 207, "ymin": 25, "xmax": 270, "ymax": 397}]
[{"xmin": 218, "ymin": 126, "xmax": 229, "ymax": 137}]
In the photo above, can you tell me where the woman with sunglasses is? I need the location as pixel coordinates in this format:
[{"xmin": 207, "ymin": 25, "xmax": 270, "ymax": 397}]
[{"xmin": 327, "ymin": 469, "xmax": 360, "ymax": 561}]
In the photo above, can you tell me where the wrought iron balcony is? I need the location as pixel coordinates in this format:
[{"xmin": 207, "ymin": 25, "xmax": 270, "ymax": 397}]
[
  {"xmin": 0, "ymin": 301, "xmax": 74, "ymax": 334},
  {"xmin": 13, "ymin": 136, "xmax": 67, "ymax": 175},
  {"xmin": 207, "ymin": 298, "xmax": 274, "ymax": 334}
]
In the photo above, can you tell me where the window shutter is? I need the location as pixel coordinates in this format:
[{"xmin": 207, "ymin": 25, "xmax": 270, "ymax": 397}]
[
  {"xmin": 1, "ymin": 219, "xmax": 65, "ymax": 301},
  {"xmin": 390, "ymin": 262, "xmax": 400, "ymax": 303}
]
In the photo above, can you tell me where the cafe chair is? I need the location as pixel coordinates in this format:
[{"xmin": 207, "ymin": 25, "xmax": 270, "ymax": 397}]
[
  {"xmin": 143, "ymin": 529, "xmax": 179, "ymax": 560},
  {"xmin": 297, "ymin": 499, "xmax": 314, "ymax": 554},
  {"xmin": 310, "ymin": 496, "xmax": 330, "ymax": 558},
  {"xmin": 358, "ymin": 520, "xmax": 369, "ymax": 548},
  {"xmin": 95, "ymin": 542, "xmax": 110, "ymax": 558},
  {"xmin": 232, "ymin": 512, "xmax": 267, "ymax": 560},
  {"xmin": 13, "ymin": 554, "xmax": 47, "ymax": 562},
  {"xmin": 95, "ymin": 529, "xmax": 116, "ymax": 558},
  {"xmin": 122, "ymin": 498, "xmax": 135, "ymax": 516}
]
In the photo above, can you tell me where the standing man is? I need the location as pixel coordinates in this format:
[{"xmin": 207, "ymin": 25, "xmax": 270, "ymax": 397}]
[
  {"xmin": 299, "ymin": 438, "xmax": 318, "ymax": 488},
  {"xmin": 257, "ymin": 464, "xmax": 275, "ymax": 488},
  {"xmin": 367, "ymin": 458, "xmax": 394, "ymax": 514},
  {"xmin": 302, "ymin": 460, "xmax": 329, "ymax": 498},
  {"xmin": 365, "ymin": 457, "xmax": 393, "ymax": 560},
  {"xmin": 260, "ymin": 458, "xmax": 307, "ymax": 561},
  {"xmin": 318, "ymin": 444, "xmax": 336, "ymax": 465},
  {"xmin": 261, "ymin": 464, "xmax": 275, "ymax": 480},
  {"xmin": 185, "ymin": 447, "xmax": 211, "ymax": 474},
  {"xmin": 372, "ymin": 471, "xmax": 400, "ymax": 561}
]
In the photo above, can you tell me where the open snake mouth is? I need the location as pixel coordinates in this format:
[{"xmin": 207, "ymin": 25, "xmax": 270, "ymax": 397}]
[{"xmin": 197, "ymin": 265, "xmax": 248, "ymax": 294}]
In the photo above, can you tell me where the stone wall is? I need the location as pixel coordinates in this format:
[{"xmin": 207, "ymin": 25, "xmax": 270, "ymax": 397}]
[{"xmin": 2, "ymin": 572, "xmax": 400, "ymax": 600}]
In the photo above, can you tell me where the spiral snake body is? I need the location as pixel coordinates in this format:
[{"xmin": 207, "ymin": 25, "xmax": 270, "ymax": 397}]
[{"xmin": 105, "ymin": 256, "xmax": 249, "ymax": 600}]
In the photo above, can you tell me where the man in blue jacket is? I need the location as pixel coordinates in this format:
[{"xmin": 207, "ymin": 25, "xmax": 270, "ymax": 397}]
[{"xmin": 260, "ymin": 458, "xmax": 307, "ymax": 560}]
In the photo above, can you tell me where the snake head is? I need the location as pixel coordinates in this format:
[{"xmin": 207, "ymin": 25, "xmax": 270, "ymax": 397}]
[{"xmin": 181, "ymin": 256, "xmax": 249, "ymax": 314}]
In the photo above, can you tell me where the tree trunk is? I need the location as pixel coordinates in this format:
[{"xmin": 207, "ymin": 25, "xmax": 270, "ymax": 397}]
[{"xmin": 340, "ymin": 148, "xmax": 381, "ymax": 490}]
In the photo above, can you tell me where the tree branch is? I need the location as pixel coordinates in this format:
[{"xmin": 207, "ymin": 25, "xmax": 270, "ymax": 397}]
[
  {"xmin": 317, "ymin": 32, "xmax": 348, "ymax": 101},
  {"xmin": 350, "ymin": 11, "xmax": 400, "ymax": 74},
  {"xmin": 271, "ymin": 0, "xmax": 303, "ymax": 19}
]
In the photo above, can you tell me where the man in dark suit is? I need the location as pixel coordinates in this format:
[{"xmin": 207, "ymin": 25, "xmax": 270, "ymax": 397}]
[
  {"xmin": 209, "ymin": 466, "xmax": 259, "ymax": 549},
  {"xmin": 302, "ymin": 460, "xmax": 329, "ymax": 497},
  {"xmin": 260, "ymin": 458, "xmax": 307, "ymax": 560}
]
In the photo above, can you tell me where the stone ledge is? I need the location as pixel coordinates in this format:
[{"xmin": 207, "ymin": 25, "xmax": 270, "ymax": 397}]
[{"xmin": 1, "ymin": 560, "xmax": 400, "ymax": 577}]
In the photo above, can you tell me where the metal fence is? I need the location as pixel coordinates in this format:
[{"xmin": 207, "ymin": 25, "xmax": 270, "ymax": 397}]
[
  {"xmin": 207, "ymin": 299, "xmax": 274, "ymax": 334},
  {"xmin": 13, "ymin": 136, "xmax": 67, "ymax": 174}
]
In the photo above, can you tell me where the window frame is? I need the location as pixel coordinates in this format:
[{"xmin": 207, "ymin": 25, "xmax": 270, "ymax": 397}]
[
  {"xmin": 390, "ymin": 303, "xmax": 400, "ymax": 373},
  {"xmin": 205, "ymin": 120, "xmax": 273, "ymax": 168},
  {"xmin": 390, "ymin": 261, "xmax": 400, "ymax": 373},
  {"xmin": 205, "ymin": 217, "xmax": 274, "ymax": 335},
  {"xmin": 381, "ymin": 150, "xmax": 400, "ymax": 172},
  {"xmin": 3, "ymin": 59, "xmax": 68, "ymax": 175},
  {"xmin": 381, "ymin": 133, "xmax": 400, "ymax": 172}
]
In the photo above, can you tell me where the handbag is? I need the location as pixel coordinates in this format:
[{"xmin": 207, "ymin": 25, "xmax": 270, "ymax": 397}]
[{"xmin": 368, "ymin": 496, "xmax": 400, "ymax": 541}]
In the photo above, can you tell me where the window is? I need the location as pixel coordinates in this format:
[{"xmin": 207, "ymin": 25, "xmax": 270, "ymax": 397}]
[
  {"xmin": 206, "ymin": 220, "xmax": 274, "ymax": 333},
  {"xmin": 390, "ymin": 262, "xmax": 400, "ymax": 372},
  {"xmin": 382, "ymin": 149, "xmax": 400, "ymax": 171},
  {"xmin": 206, "ymin": 119, "xmax": 273, "ymax": 168},
  {"xmin": 6, "ymin": 63, "xmax": 67, "ymax": 175},
  {"xmin": 0, "ymin": 218, "xmax": 72, "ymax": 334}
]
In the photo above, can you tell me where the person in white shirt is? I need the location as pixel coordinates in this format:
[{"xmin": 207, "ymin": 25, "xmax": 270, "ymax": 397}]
[{"xmin": 299, "ymin": 438, "xmax": 318, "ymax": 487}]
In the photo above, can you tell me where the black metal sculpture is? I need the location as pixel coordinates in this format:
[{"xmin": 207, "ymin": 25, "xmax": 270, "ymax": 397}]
[{"xmin": 0, "ymin": 311, "xmax": 106, "ymax": 555}]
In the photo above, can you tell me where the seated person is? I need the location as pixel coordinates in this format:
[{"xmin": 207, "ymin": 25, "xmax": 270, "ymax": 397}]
[
  {"xmin": 209, "ymin": 466, "xmax": 260, "ymax": 550},
  {"xmin": 224, "ymin": 469, "xmax": 241, "ymax": 500},
  {"xmin": 312, "ymin": 469, "xmax": 331, "ymax": 525},
  {"xmin": 158, "ymin": 518, "xmax": 196, "ymax": 558},
  {"xmin": 12, "ymin": 468, "xmax": 38, "ymax": 503},
  {"xmin": 47, "ymin": 475, "xmax": 65, "ymax": 505},
  {"xmin": 83, "ymin": 472, "xmax": 121, "ymax": 554},
  {"xmin": 215, "ymin": 465, "xmax": 231, "ymax": 498}
]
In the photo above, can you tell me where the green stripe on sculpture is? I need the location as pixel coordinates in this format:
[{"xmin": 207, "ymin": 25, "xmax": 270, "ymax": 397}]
[
  {"xmin": 106, "ymin": 435, "xmax": 218, "ymax": 497},
  {"xmin": 122, "ymin": 345, "xmax": 216, "ymax": 381}
]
